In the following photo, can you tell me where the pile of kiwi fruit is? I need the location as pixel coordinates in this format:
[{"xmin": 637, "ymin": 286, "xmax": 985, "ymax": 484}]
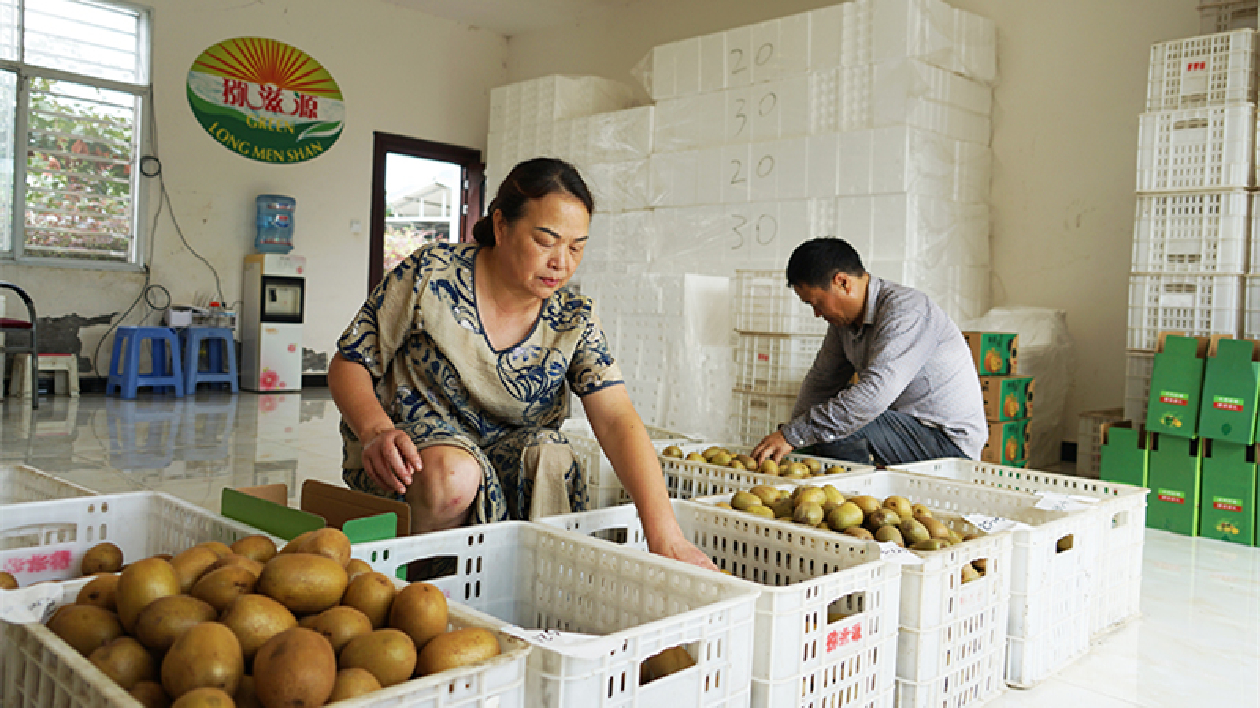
[
  {"xmin": 661, "ymin": 445, "xmax": 849, "ymax": 479},
  {"xmin": 718, "ymin": 485, "xmax": 989, "ymax": 584},
  {"xmin": 6, "ymin": 528, "xmax": 503, "ymax": 708}
]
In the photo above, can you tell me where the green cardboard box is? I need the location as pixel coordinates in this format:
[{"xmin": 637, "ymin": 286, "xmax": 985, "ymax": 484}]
[
  {"xmin": 980, "ymin": 375, "xmax": 1035, "ymax": 421},
  {"xmin": 1198, "ymin": 338, "xmax": 1260, "ymax": 445},
  {"xmin": 963, "ymin": 331, "xmax": 1019, "ymax": 375},
  {"xmin": 981, "ymin": 418, "xmax": 1029, "ymax": 465},
  {"xmin": 1198, "ymin": 440, "xmax": 1257, "ymax": 546},
  {"xmin": 1100, "ymin": 421, "xmax": 1148, "ymax": 488},
  {"xmin": 1145, "ymin": 334, "xmax": 1212, "ymax": 439},
  {"xmin": 1146, "ymin": 433, "xmax": 1202, "ymax": 536}
]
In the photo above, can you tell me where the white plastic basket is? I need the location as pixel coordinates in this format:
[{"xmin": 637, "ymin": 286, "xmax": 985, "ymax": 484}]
[
  {"xmin": 1136, "ymin": 104, "xmax": 1255, "ymax": 191},
  {"xmin": 1075, "ymin": 408, "xmax": 1126, "ymax": 478},
  {"xmin": 658, "ymin": 442, "xmax": 876, "ymax": 500},
  {"xmin": 1131, "ymin": 191, "xmax": 1250, "ymax": 274},
  {"xmin": 1147, "ymin": 30, "xmax": 1258, "ymax": 111},
  {"xmin": 0, "ymin": 464, "xmax": 96, "ymax": 506},
  {"xmin": 561, "ymin": 419, "xmax": 698, "ymax": 509},
  {"xmin": 351, "ymin": 521, "xmax": 759, "ymax": 708},
  {"xmin": 1126, "ymin": 273, "xmax": 1242, "ymax": 350},
  {"xmin": 1246, "ymin": 275, "xmax": 1260, "ymax": 338},
  {"xmin": 2, "ymin": 592, "xmax": 530, "ymax": 708},
  {"xmin": 890, "ymin": 459, "xmax": 1151, "ymax": 639},
  {"xmin": 733, "ymin": 333, "xmax": 825, "ymax": 396},
  {"xmin": 730, "ymin": 389, "xmax": 798, "ymax": 446},
  {"xmin": 0, "ymin": 492, "xmax": 272, "ymax": 588},
  {"xmin": 536, "ymin": 500, "xmax": 901, "ymax": 708},
  {"xmin": 734, "ymin": 270, "xmax": 827, "ymax": 335},
  {"xmin": 1124, "ymin": 350, "xmax": 1156, "ymax": 424},
  {"xmin": 1199, "ymin": 1, "xmax": 1259, "ymax": 34}
]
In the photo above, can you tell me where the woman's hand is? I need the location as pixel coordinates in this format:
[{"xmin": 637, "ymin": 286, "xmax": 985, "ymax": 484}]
[
  {"xmin": 649, "ymin": 530, "xmax": 719, "ymax": 572},
  {"xmin": 362, "ymin": 428, "xmax": 422, "ymax": 495}
]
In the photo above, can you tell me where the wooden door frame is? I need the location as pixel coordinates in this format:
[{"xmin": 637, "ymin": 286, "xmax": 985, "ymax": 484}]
[{"xmin": 368, "ymin": 132, "xmax": 484, "ymax": 293}]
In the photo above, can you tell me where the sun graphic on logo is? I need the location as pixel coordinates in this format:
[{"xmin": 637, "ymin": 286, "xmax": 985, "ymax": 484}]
[{"xmin": 192, "ymin": 37, "xmax": 342, "ymax": 99}]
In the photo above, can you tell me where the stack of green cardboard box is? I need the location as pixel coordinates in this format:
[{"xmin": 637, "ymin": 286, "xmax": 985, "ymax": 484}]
[
  {"xmin": 1101, "ymin": 333, "xmax": 1258, "ymax": 546},
  {"xmin": 964, "ymin": 331, "xmax": 1033, "ymax": 467}
]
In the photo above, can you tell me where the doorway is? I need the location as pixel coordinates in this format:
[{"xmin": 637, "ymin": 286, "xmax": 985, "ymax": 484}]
[{"xmin": 368, "ymin": 132, "xmax": 483, "ymax": 293}]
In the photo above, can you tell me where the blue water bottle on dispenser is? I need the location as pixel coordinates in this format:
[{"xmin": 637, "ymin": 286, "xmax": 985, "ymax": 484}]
[{"xmin": 255, "ymin": 195, "xmax": 295, "ymax": 254}]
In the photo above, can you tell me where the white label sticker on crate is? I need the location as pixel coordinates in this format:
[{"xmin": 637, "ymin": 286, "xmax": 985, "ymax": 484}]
[
  {"xmin": 500, "ymin": 626, "xmax": 627, "ymax": 658},
  {"xmin": 0, "ymin": 583, "xmax": 63, "ymax": 624},
  {"xmin": 1033, "ymin": 491, "xmax": 1098, "ymax": 512},
  {"xmin": 1180, "ymin": 59, "xmax": 1209, "ymax": 98},
  {"xmin": 877, "ymin": 541, "xmax": 925, "ymax": 564},
  {"xmin": 963, "ymin": 514, "xmax": 1030, "ymax": 534}
]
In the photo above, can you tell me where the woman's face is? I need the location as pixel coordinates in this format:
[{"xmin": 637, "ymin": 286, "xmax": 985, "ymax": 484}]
[{"xmin": 492, "ymin": 192, "xmax": 590, "ymax": 301}]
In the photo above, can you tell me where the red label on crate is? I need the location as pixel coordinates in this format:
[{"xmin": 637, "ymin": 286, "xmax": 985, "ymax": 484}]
[
  {"xmin": 1159, "ymin": 391, "xmax": 1189, "ymax": 406},
  {"xmin": 1157, "ymin": 489, "xmax": 1185, "ymax": 504},
  {"xmin": 1212, "ymin": 396, "xmax": 1245, "ymax": 412},
  {"xmin": 1184, "ymin": 60, "xmax": 1206, "ymax": 72},
  {"xmin": 824, "ymin": 619, "xmax": 863, "ymax": 654},
  {"xmin": 3, "ymin": 549, "xmax": 72, "ymax": 575},
  {"xmin": 1213, "ymin": 497, "xmax": 1244, "ymax": 513},
  {"xmin": 757, "ymin": 353, "xmax": 769, "ymax": 362}
]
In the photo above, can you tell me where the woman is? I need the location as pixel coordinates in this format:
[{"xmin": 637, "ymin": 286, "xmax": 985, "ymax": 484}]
[{"xmin": 329, "ymin": 157, "xmax": 713, "ymax": 569}]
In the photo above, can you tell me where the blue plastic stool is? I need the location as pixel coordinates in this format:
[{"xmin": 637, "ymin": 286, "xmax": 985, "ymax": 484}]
[
  {"xmin": 106, "ymin": 326, "xmax": 185, "ymax": 399},
  {"xmin": 181, "ymin": 327, "xmax": 239, "ymax": 393}
]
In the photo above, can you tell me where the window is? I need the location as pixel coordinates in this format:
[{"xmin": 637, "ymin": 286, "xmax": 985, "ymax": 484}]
[{"xmin": 0, "ymin": 0, "xmax": 150, "ymax": 266}]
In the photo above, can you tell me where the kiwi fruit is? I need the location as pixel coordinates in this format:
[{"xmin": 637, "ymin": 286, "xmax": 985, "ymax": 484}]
[
  {"xmin": 299, "ymin": 528, "xmax": 352, "ymax": 568},
  {"xmin": 883, "ymin": 496, "xmax": 913, "ymax": 519},
  {"xmin": 345, "ymin": 558, "xmax": 374, "ymax": 582},
  {"xmin": 922, "ymin": 518, "xmax": 952, "ymax": 541},
  {"xmin": 874, "ymin": 526, "xmax": 904, "ymax": 547},
  {"xmin": 341, "ymin": 572, "xmax": 397, "ymax": 629},
  {"xmin": 701, "ymin": 446, "xmax": 726, "ymax": 460},
  {"xmin": 961, "ymin": 563, "xmax": 981, "ymax": 584},
  {"xmin": 803, "ymin": 458, "xmax": 822, "ymax": 474},
  {"xmin": 714, "ymin": 502, "xmax": 733, "ymax": 510},
  {"xmin": 191, "ymin": 567, "xmax": 257, "ymax": 613},
  {"xmin": 307, "ymin": 605, "xmax": 373, "ymax": 653},
  {"xmin": 781, "ymin": 462, "xmax": 809, "ymax": 479},
  {"xmin": 827, "ymin": 502, "xmax": 864, "ymax": 532},
  {"xmin": 170, "ymin": 687, "xmax": 234, "ymax": 708},
  {"xmin": 194, "ymin": 542, "xmax": 232, "ymax": 559},
  {"xmin": 748, "ymin": 486, "xmax": 779, "ymax": 505},
  {"xmin": 253, "ymin": 628, "xmax": 336, "ymax": 708},
  {"xmin": 824, "ymin": 465, "xmax": 848, "ymax": 475},
  {"xmin": 685, "ymin": 452, "xmax": 706, "ymax": 462},
  {"xmin": 168, "ymin": 547, "xmax": 220, "ymax": 595},
  {"xmin": 129, "ymin": 680, "xmax": 170, "ymax": 708},
  {"xmin": 48, "ymin": 603, "xmax": 123, "ymax": 656},
  {"xmin": 758, "ymin": 459, "xmax": 780, "ymax": 476},
  {"xmin": 90, "ymin": 636, "xmax": 157, "ymax": 690},
  {"xmin": 77, "ymin": 573, "xmax": 120, "ymax": 611},
  {"xmin": 661, "ymin": 445, "xmax": 684, "ymax": 458},
  {"xmin": 727, "ymin": 458, "xmax": 745, "ymax": 470},
  {"xmin": 229, "ymin": 535, "xmax": 277, "ymax": 564},
  {"xmin": 640, "ymin": 645, "xmax": 695, "ymax": 685},
  {"xmin": 82, "ymin": 542, "xmax": 125, "ymax": 575},
  {"xmin": 219, "ymin": 594, "xmax": 297, "ymax": 661},
  {"xmin": 843, "ymin": 527, "xmax": 875, "ymax": 541},
  {"xmin": 416, "ymin": 627, "xmax": 501, "ymax": 677},
  {"xmin": 0, "ymin": 571, "xmax": 17, "ymax": 589},
  {"xmin": 389, "ymin": 581, "xmax": 448, "ymax": 652},
  {"xmin": 208, "ymin": 555, "xmax": 264, "ymax": 579},
  {"xmin": 900, "ymin": 519, "xmax": 931, "ymax": 546},
  {"xmin": 911, "ymin": 539, "xmax": 948, "ymax": 551},
  {"xmin": 329, "ymin": 667, "xmax": 382, "ymax": 702},
  {"xmin": 848, "ymin": 496, "xmax": 881, "ymax": 516},
  {"xmin": 746, "ymin": 505, "xmax": 775, "ymax": 519},
  {"xmin": 911, "ymin": 503, "xmax": 933, "ymax": 518},
  {"xmin": 257, "ymin": 553, "xmax": 348, "ymax": 615},
  {"xmin": 160, "ymin": 621, "xmax": 243, "ymax": 700},
  {"xmin": 133, "ymin": 595, "xmax": 218, "ymax": 653},
  {"xmin": 709, "ymin": 452, "xmax": 733, "ymax": 467},
  {"xmin": 736, "ymin": 454, "xmax": 757, "ymax": 469},
  {"xmin": 794, "ymin": 502, "xmax": 825, "ymax": 526},
  {"xmin": 340, "ymin": 628, "xmax": 418, "ymax": 687},
  {"xmin": 769, "ymin": 498, "xmax": 795, "ymax": 519},
  {"xmin": 117, "ymin": 557, "xmax": 181, "ymax": 632},
  {"xmin": 730, "ymin": 491, "xmax": 761, "ymax": 511},
  {"xmin": 821, "ymin": 485, "xmax": 844, "ymax": 506},
  {"xmin": 793, "ymin": 487, "xmax": 827, "ymax": 507},
  {"xmin": 865, "ymin": 508, "xmax": 902, "ymax": 532}
]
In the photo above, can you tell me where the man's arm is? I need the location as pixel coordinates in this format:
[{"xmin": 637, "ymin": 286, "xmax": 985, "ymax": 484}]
[
  {"xmin": 780, "ymin": 301, "xmax": 937, "ymax": 448},
  {"xmin": 792, "ymin": 326, "xmax": 855, "ymax": 419}
]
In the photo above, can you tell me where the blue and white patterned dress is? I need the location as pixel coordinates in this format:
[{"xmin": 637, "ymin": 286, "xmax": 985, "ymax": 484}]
[{"xmin": 337, "ymin": 242, "xmax": 623, "ymax": 524}]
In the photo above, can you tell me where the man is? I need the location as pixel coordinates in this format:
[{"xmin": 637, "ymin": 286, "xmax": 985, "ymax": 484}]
[{"xmin": 751, "ymin": 238, "xmax": 987, "ymax": 466}]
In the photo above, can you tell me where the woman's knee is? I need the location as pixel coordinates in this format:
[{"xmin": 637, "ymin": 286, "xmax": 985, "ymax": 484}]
[{"xmin": 406, "ymin": 445, "xmax": 481, "ymax": 530}]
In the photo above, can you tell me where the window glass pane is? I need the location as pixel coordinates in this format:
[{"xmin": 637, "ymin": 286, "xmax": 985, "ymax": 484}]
[
  {"xmin": 24, "ymin": 0, "xmax": 143, "ymax": 83},
  {"xmin": 25, "ymin": 78, "xmax": 137, "ymax": 262},
  {"xmin": 0, "ymin": 0, "xmax": 17, "ymax": 62},
  {"xmin": 0, "ymin": 71, "xmax": 13, "ymax": 253}
]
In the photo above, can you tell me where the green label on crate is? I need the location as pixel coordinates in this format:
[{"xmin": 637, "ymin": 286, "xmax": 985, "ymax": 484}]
[
  {"xmin": 1157, "ymin": 488, "xmax": 1185, "ymax": 504},
  {"xmin": 1212, "ymin": 496, "xmax": 1245, "ymax": 512},
  {"xmin": 1159, "ymin": 391, "xmax": 1189, "ymax": 406},
  {"xmin": 1212, "ymin": 396, "xmax": 1246, "ymax": 412}
]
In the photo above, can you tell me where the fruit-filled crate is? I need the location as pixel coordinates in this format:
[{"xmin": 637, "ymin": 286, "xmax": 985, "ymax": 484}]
[
  {"xmin": 1, "ymin": 579, "xmax": 531, "ymax": 708},
  {"xmin": 891, "ymin": 458, "xmax": 1151, "ymax": 639},
  {"xmin": 561, "ymin": 418, "xmax": 699, "ymax": 509},
  {"xmin": 0, "ymin": 464, "xmax": 96, "ymax": 506},
  {"xmin": 691, "ymin": 483, "xmax": 1015, "ymax": 708},
  {"xmin": 0, "ymin": 492, "xmax": 269, "ymax": 589},
  {"xmin": 351, "ymin": 520, "xmax": 760, "ymax": 708},
  {"xmin": 658, "ymin": 443, "xmax": 875, "ymax": 500},
  {"xmin": 537, "ymin": 499, "xmax": 901, "ymax": 708}
]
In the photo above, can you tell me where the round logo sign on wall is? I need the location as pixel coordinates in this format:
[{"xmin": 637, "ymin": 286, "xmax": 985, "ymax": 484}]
[{"xmin": 187, "ymin": 37, "xmax": 344, "ymax": 164}]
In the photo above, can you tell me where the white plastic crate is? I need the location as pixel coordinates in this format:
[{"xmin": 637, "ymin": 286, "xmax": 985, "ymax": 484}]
[
  {"xmin": 352, "ymin": 521, "xmax": 759, "ymax": 708},
  {"xmin": 2, "ymin": 589, "xmax": 530, "ymax": 708},
  {"xmin": 537, "ymin": 500, "xmax": 901, "ymax": 708},
  {"xmin": 1147, "ymin": 30, "xmax": 1258, "ymax": 111},
  {"xmin": 0, "ymin": 492, "xmax": 272, "ymax": 588},
  {"xmin": 734, "ymin": 270, "xmax": 827, "ymax": 335},
  {"xmin": 1136, "ymin": 104, "xmax": 1255, "ymax": 191},
  {"xmin": 658, "ymin": 442, "xmax": 876, "ymax": 500},
  {"xmin": 890, "ymin": 459, "xmax": 1151, "ymax": 639},
  {"xmin": 0, "ymin": 464, "xmax": 96, "ymax": 505},
  {"xmin": 1131, "ymin": 191, "xmax": 1250, "ymax": 274},
  {"xmin": 561, "ymin": 418, "xmax": 699, "ymax": 509},
  {"xmin": 1126, "ymin": 273, "xmax": 1242, "ymax": 350},
  {"xmin": 730, "ymin": 389, "xmax": 799, "ymax": 447},
  {"xmin": 1124, "ymin": 351, "xmax": 1155, "ymax": 425},
  {"xmin": 1246, "ymin": 275, "xmax": 1260, "ymax": 338},
  {"xmin": 734, "ymin": 333, "xmax": 825, "ymax": 395},
  {"xmin": 1200, "ymin": 0, "xmax": 1258, "ymax": 34},
  {"xmin": 1075, "ymin": 408, "xmax": 1125, "ymax": 478}
]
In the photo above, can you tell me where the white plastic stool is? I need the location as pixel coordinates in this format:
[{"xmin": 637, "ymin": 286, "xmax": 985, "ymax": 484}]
[{"xmin": 12, "ymin": 354, "xmax": 79, "ymax": 397}]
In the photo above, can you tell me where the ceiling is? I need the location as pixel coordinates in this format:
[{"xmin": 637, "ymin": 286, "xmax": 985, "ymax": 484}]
[{"xmin": 382, "ymin": 0, "xmax": 640, "ymax": 36}]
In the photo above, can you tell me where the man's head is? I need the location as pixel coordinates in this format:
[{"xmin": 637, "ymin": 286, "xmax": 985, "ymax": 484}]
[{"xmin": 785, "ymin": 238, "xmax": 870, "ymax": 328}]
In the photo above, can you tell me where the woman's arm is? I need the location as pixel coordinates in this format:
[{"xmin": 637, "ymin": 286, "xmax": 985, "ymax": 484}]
[
  {"xmin": 329, "ymin": 352, "xmax": 420, "ymax": 494},
  {"xmin": 581, "ymin": 385, "xmax": 716, "ymax": 570}
]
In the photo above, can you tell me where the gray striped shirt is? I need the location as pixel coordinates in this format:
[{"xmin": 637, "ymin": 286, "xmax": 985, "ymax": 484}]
[{"xmin": 780, "ymin": 276, "xmax": 988, "ymax": 459}]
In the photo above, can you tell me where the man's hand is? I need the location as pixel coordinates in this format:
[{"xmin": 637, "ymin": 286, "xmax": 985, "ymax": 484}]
[
  {"xmin": 752, "ymin": 430, "xmax": 794, "ymax": 463},
  {"xmin": 362, "ymin": 428, "xmax": 422, "ymax": 494}
]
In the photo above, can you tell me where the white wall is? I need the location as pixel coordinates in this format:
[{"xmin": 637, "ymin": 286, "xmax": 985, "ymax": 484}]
[
  {"xmin": 505, "ymin": 0, "xmax": 1202, "ymax": 444},
  {"xmin": 1, "ymin": 0, "xmax": 506, "ymax": 377}
]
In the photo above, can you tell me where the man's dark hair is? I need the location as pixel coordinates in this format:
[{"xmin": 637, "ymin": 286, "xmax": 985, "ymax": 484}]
[
  {"xmin": 471, "ymin": 157, "xmax": 594, "ymax": 247},
  {"xmin": 785, "ymin": 238, "xmax": 866, "ymax": 288}
]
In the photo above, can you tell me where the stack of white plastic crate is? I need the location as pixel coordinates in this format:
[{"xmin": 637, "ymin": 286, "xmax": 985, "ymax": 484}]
[{"xmin": 1125, "ymin": 29, "xmax": 1258, "ymax": 424}]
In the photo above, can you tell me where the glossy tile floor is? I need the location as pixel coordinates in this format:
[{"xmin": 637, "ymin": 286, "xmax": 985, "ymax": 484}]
[{"xmin": 3, "ymin": 392, "xmax": 1258, "ymax": 707}]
